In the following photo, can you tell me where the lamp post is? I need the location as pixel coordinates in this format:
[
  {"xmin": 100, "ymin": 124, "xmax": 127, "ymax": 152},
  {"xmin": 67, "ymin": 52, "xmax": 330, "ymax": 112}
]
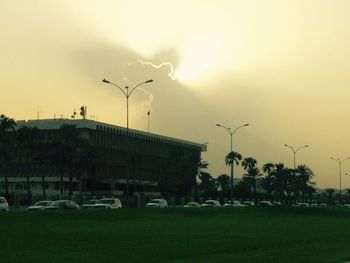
[
  {"xmin": 216, "ymin": 123, "xmax": 249, "ymax": 206},
  {"xmin": 330, "ymin": 157, "xmax": 350, "ymax": 200},
  {"xmin": 102, "ymin": 78, "xmax": 153, "ymax": 207},
  {"xmin": 284, "ymin": 144, "xmax": 309, "ymax": 169}
]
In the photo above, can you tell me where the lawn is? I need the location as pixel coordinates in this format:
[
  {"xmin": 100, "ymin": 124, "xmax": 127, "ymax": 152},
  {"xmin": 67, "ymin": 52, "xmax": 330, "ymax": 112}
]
[{"xmin": 1, "ymin": 207, "xmax": 350, "ymax": 263}]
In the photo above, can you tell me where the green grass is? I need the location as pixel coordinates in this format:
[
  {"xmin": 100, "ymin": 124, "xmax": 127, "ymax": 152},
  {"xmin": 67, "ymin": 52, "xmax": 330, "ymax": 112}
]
[{"xmin": 1, "ymin": 207, "xmax": 350, "ymax": 263}]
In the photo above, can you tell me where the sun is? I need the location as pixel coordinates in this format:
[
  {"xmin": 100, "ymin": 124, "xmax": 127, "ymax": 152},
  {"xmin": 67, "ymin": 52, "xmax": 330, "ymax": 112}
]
[{"xmin": 175, "ymin": 36, "xmax": 225, "ymax": 86}]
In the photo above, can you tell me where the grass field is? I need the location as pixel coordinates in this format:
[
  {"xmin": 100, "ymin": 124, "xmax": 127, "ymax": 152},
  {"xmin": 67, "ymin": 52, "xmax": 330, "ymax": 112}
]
[{"xmin": 1, "ymin": 207, "xmax": 350, "ymax": 263}]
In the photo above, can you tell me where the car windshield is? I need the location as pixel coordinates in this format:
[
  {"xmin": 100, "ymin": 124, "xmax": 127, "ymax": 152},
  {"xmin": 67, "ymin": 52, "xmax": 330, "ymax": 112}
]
[
  {"xmin": 51, "ymin": 201, "xmax": 68, "ymax": 207},
  {"xmin": 34, "ymin": 201, "xmax": 50, "ymax": 206},
  {"xmin": 205, "ymin": 201, "xmax": 214, "ymax": 204},
  {"xmin": 85, "ymin": 200, "xmax": 97, "ymax": 204},
  {"xmin": 98, "ymin": 199, "xmax": 113, "ymax": 204},
  {"xmin": 151, "ymin": 200, "xmax": 161, "ymax": 203}
]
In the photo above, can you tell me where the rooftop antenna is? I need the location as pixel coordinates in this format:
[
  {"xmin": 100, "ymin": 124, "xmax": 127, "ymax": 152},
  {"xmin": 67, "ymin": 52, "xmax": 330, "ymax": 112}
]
[
  {"xmin": 37, "ymin": 105, "xmax": 40, "ymax": 120},
  {"xmin": 147, "ymin": 110, "xmax": 151, "ymax": 133}
]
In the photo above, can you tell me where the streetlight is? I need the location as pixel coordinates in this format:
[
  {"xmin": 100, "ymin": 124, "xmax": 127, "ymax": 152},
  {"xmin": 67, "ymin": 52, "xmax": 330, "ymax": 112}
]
[
  {"xmin": 102, "ymin": 78, "xmax": 153, "ymax": 207},
  {"xmin": 284, "ymin": 144, "xmax": 309, "ymax": 169},
  {"xmin": 330, "ymin": 157, "xmax": 350, "ymax": 200},
  {"xmin": 216, "ymin": 123, "xmax": 249, "ymax": 206}
]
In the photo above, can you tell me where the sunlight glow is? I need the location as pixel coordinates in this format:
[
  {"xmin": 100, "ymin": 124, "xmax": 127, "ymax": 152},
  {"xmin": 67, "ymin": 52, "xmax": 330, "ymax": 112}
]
[{"xmin": 175, "ymin": 37, "xmax": 225, "ymax": 85}]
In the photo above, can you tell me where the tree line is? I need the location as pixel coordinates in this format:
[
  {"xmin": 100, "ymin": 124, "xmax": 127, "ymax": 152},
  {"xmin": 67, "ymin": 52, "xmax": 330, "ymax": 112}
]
[
  {"xmin": 197, "ymin": 150, "xmax": 317, "ymax": 204},
  {"xmin": 0, "ymin": 114, "xmax": 96, "ymax": 204}
]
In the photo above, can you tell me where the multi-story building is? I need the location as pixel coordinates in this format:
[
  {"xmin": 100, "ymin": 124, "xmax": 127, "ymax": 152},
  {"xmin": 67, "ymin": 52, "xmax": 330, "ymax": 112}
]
[{"xmin": 0, "ymin": 119, "xmax": 206, "ymax": 205}]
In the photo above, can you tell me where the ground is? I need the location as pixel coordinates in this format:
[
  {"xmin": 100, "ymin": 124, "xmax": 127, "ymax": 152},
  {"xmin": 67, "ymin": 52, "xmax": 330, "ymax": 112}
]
[{"xmin": 1, "ymin": 207, "xmax": 349, "ymax": 263}]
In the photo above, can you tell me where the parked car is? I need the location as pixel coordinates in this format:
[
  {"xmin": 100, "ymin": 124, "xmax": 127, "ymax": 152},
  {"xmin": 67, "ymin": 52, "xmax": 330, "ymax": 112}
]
[
  {"xmin": 184, "ymin": 202, "xmax": 201, "ymax": 208},
  {"xmin": 26, "ymin": 200, "xmax": 53, "ymax": 211},
  {"xmin": 224, "ymin": 200, "xmax": 244, "ymax": 207},
  {"xmin": 146, "ymin": 199, "xmax": 168, "ymax": 208},
  {"xmin": 94, "ymin": 198, "xmax": 122, "ymax": 209},
  {"xmin": 272, "ymin": 201, "xmax": 282, "ymax": 206},
  {"xmin": 242, "ymin": 201, "xmax": 255, "ymax": 206},
  {"xmin": 202, "ymin": 200, "xmax": 221, "ymax": 207},
  {"xmin": 259, "ymin": 201, "xmax": 273, "ymax": 206},
  {"xmin": 295, "ymin": 203, "xmax": 310, "ymax": 207},
  {"xmin": 43, "ymin": 200, "xmax": 80, "ymax": 210},
  {"xmin": 0, "ymin": 197, "xmax": 9, "ymax": 212},
  {"xmin": 343, "ymin": 204, "xmax": 350, "ymax": 208},
  {"xmin": 81, "ymin": 199, "xmax": 99, "ymax": 209}
]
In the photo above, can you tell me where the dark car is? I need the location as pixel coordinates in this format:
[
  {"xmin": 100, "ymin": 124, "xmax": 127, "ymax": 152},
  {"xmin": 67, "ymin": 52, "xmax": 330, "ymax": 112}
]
[
  {"xmin": 26, "ymin": 200, "xmax": 53, "ymax": 211},
  {"xmin": 43, "ymin": 200, "xmax": 80, "ymax": 210}
]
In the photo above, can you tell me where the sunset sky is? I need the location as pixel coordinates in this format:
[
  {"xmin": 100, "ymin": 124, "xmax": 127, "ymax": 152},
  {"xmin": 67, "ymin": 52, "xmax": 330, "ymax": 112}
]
[{"xmin": 2, "ymin": 0, "xmax": 350, "ymax": 188}]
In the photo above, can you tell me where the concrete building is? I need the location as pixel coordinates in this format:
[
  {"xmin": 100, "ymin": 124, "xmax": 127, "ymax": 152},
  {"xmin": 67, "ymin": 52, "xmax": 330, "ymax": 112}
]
[{"xmin": 0, "ymin": 119, "xmax": 206, "ymax": 205}]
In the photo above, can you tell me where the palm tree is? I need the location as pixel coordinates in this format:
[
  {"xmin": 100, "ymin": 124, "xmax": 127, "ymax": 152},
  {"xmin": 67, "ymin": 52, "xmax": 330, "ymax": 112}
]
[
  {"xmin": 225, "ymin": 151, "xmax": 242, "ymax": 167},
  {"xmin": 243, "ymin": 167, "xmax": 262, "ymax": 203},
  {"xmin": 225, "ymin": 151, "xmax": 242, "ymax": 202},
  {"xmin": 0, "ymin": 114, "xmax": 16, "ymax": 132},
  {"xmin": 196, "ymin": 159, "xmax": 209, "ymax": 200},
  {"xmin": 325, "ymin": 188, "xmax": 335, "ymax": 204},
  {"xmin": 49, "ymin": 124, "xmax": 86, "ymax": 197},
  {"xmin": 295, "ymin": 164, "xmax": 315, "ymax": 202},
  {"xmin": 0, "ymin": 114, "xmax": 16, "ymax": 197},
  {"xmin": 242, "ymin": 157, "xmax": 257, "ymax": 171},
  {"xmin": 273, "ymin": 163, "xmax": 289, "ymax": 202},
  {"xmin": 198, "ymin": 171, "xmax": 217, "ymax": 198},
  {"xmin": 16, "ymin": 126, "xmax": 39, "ymax": 204},
  {"xmin": 75, "ymin": 144, "xmax": 100, "ymax": 197},
  {"xmin": 242, "ymin": 157, "xmax": 258, "ymax": 200},
  {"xmin": 216, "ymin": 174, "xmax": 230, "ymax": 197},
  {"xmin": 261, "ymin": 163, "xmax": 276, "ymax": 200}
]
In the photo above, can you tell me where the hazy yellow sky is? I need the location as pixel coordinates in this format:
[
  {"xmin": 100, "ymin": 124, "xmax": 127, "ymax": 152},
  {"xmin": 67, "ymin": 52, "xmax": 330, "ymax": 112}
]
[{"xmin": 2, "ymin": 0, "xmax": 350, "ymax": 188}]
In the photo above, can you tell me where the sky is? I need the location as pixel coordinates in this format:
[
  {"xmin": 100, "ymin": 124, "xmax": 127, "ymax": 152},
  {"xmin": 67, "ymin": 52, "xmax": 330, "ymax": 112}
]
[{"xmin": 2, "ymin": 0, "xmax": 350, "ymax": 189}]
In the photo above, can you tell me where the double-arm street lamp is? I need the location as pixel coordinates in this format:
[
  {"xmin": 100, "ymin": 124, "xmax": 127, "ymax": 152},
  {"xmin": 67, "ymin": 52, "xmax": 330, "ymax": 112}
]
[
  {"xmin": 284, "ymin": 144, "xmax": 309, "ymax": 169},
  {"xmin": 102, "ymin": 78, "xmax": 153, "ymax": 207},
  {"xmin": 330, "ymin": 157, "xmax": 350, "ymax": 199},
  {"xmin": 216, "ymin": 123, "xmax": 249, "ymax": 206}
]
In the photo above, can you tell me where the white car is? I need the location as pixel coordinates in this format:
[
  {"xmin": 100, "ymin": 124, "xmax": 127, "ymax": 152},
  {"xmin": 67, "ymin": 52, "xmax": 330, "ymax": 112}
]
[
  {"xmin": 146, "ymin": 199, "xmax": 168, "ymax": 208},
  {"xmin": 272, "ymin": 201, "xmax": 282, "ymax": 206},
  {"xmin": 184, "ymin": 202, "xmax": 201, "ymax": 208},
  {"xmin": 242, "ymin": 201, "xmax": 255, "ymax": 206},
  {"xmin": 295, "ymin": 203, "xmax": 310, "ymax": 207},
  {"xmin": 202, "ymin": 200, "xmax": 221, "ymax": 207},
  {"xmin": 224, "ymin": 200, "xmax": 245, "ymax": 207},
  {"xmin": 81, "ymin": 199, "xmax": 99, "ymax": 209},
  {"xmin": 259, "ymin": 201, "xmax": 273, "ymax": 206},
  {"xmin": 94, "ymin": 198, "xmax": 122, "ymax": 209},
  {"xmin": 43, "ymin": 200, "xmax": 80, "ymax": 210},
  {"xmin": 26, "ymin": 200, "xmax": 53, "ymax": 211},
  {"xmin": 0, "ymin": 197, "xmax": 9, "ymax": 212}
]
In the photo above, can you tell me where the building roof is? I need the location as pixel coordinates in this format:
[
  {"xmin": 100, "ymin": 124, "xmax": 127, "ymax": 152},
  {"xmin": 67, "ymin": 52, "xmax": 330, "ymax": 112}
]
[{"xmin": 16, "ymin": 119, "xmax": 207, "ymax": 151}]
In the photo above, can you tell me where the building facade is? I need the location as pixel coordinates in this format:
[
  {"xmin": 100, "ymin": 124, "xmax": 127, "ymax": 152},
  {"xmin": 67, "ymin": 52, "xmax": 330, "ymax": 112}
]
[{"xmin": 0, "ymin": 119, "xmax": 206, "ymax": 205}]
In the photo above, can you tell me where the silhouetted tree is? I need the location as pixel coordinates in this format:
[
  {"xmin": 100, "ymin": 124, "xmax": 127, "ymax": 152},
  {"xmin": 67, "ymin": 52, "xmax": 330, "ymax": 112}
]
[
  {"xmin": 0, "ymin": 114, "xmax": 16, "ymax": 196},
  {"xmin": 272, "ymin": 163, "xmax": 289, "ymax": 202},
  {"xmin": 50, "ymin": 124, "xmax": 86, "ymax": 197},
  {"xmin": 216, "ymin": 174, "xmax": 230, "ymax": 197},
  {"xmin": 261, "ymin": 163, "xmax": 276, "ymax": 200},
  {"xmin": 196, "ymin": 159, "xmax": 209, "ymax": 199},
  {"xmin": 17, "ymin": 126, "xmax": 40, "ymax": 204},
  {"xmin": 198, "ymin": 172, "xmax": 217, "ymax": 198},
  {"xmin": 325, "ymin": 188, "xmax": 335, "ymax": 204},
  {"xmin": 225, "ymin": 151, "xmax": 242, "ymax": 167},
  {"xmin": 243, "ymin": 167, "xmax": 262, "ymax": 203},
  {"xmin": 295, "ymin": 164, "xmax": 315, "ymax": 202},
  {"xmin": 242, "ymin": 157, "xmax": 260, "ymax": 202}
]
